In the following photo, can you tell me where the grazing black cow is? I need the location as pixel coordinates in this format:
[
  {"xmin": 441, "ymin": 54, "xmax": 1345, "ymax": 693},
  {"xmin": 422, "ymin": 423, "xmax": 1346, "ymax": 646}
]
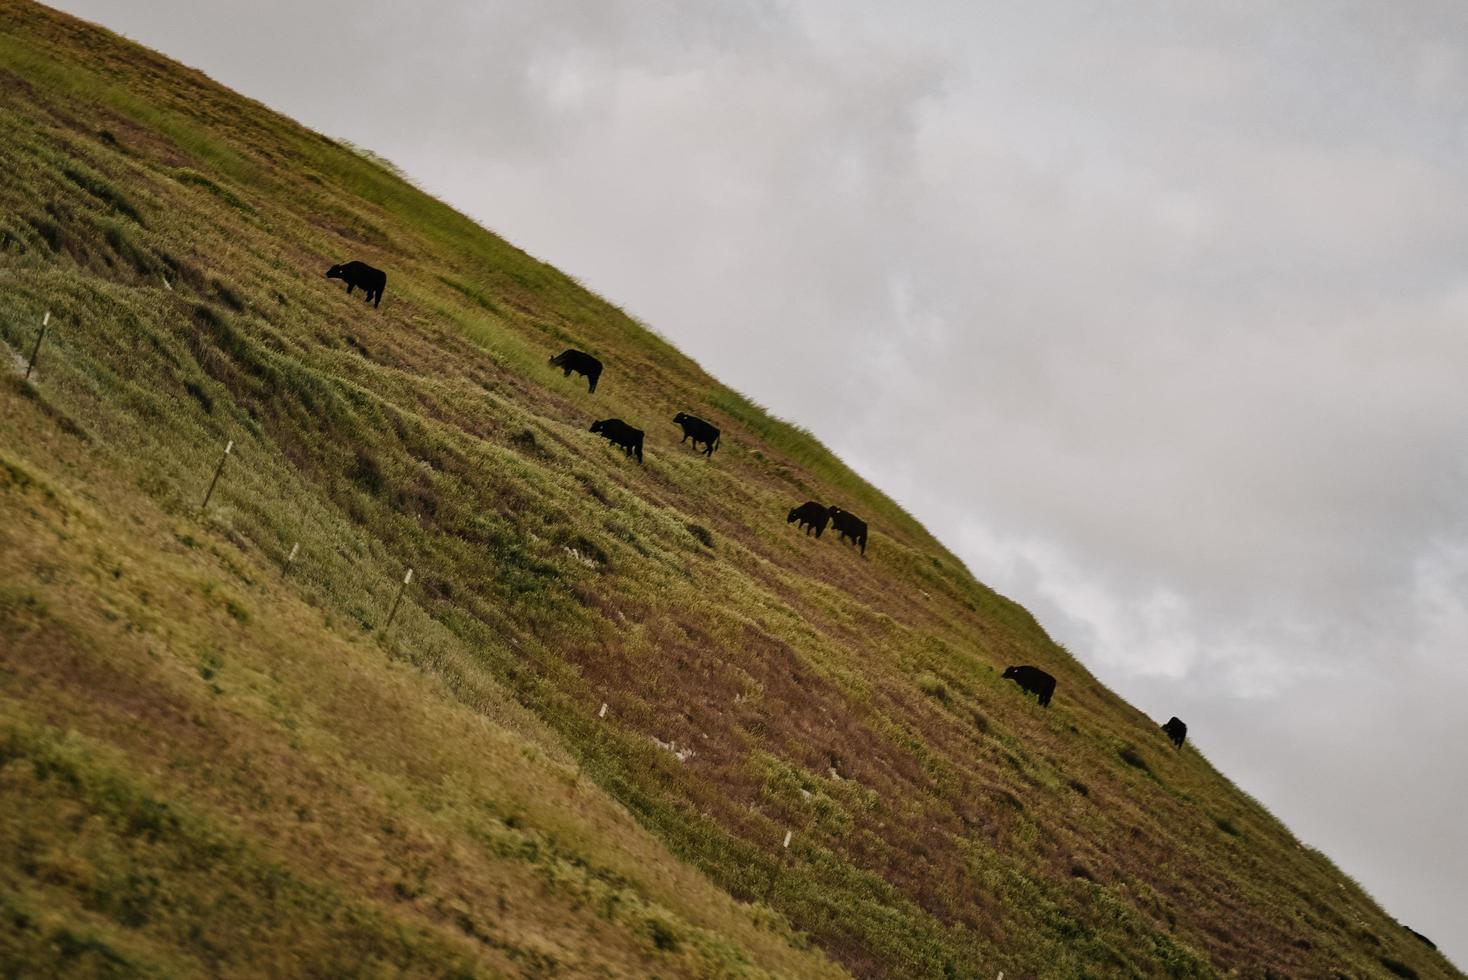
[
  {"xmin": 787, "ymin": 501, "xmax": 830, "ymax": 537},
  {"xmin": 1161, "ymin": 716, "xmax": 1187, "ymax": 749},
  {"xmin": 1407, "ymin": 927, "xmax": 1437, "ymax": 950},
  {"xmin": 827, "ymin": 506, "xmax": 868, "ymax": 555},
  {"xmin": 549, "ymin": 349, "xmax": 603, "ymax": 393},
  {"xmin": 1002, "ymin": 665, "xmax": 1055, "ymax": 707},
  {"xmin": 590, "ymin": 418, "xmax": 643, "ymax": 463},
  {"xmin": 672, "ymin": 412, "xmax": 720, "ymax": 456},
  {"xmin": 325, "ymin": 261, "xmax": 386, "ymax": 307}
]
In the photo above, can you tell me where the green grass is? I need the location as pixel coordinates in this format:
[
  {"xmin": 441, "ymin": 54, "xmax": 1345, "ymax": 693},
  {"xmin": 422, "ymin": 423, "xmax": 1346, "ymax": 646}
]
[{"xmin": 0, "ymin": 2, "xmax": 1461, "ymax": 978}]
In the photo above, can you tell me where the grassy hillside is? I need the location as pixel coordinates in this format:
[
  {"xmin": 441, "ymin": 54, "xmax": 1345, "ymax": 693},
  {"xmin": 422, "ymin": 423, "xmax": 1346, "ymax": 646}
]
[{"xmin": 0, "ymin": 3, "xmax": 1457, "ymax": 977}]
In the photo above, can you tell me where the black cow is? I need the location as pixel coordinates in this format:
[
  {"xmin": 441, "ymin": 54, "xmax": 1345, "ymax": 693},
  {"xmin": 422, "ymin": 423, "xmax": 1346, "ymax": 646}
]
[
  {"xmin": 549, "ymin": 349, "xmax": 603, "ymax": 393},
  {"xmin": 672, "ymin": 412, "xmax": 720, "ymax": 456},
  {"xmin": 1002, "ymin": 665, "xmax": 1055, "ymax": 707},
  {"xmin": 590, "ymin": 418, "xmax": 643, "ymax": 463},
  {"xmin": 827, "ymin": 506, "xmax": 868, "ymax": 555},
  {"xmin": 1407, "ymin": 927, "xmax": 1436, "ymax": 950},
  {"xmin": 1161, "ymin": 716, "xmax": 1187, "ymax": 749},
  {"xmin": 325, "ymin": 261, "xmax": 386, "ymax": 307},
  {"xmin": 787, "ymin": 501, "xmax": 830, "ymax": 537}
]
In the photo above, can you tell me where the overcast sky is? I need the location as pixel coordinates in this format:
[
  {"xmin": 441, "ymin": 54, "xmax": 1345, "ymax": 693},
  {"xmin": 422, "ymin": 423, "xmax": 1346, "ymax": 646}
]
[{"xmin": 50, "ymin": 0, "xmax": 1468, "ymax": 965}]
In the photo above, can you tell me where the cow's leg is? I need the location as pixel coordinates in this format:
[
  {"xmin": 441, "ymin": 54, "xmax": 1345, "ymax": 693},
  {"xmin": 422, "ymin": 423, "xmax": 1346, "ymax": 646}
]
[{"xmin": 346, "ymin": 283, "xmax": 355, "ymax": 294}]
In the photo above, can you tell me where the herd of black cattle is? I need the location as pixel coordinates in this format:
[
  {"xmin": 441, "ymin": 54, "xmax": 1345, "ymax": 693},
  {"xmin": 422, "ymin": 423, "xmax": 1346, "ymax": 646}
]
[{"xmin": 326, "ymin": 259, "xmax": 1190, "ymax": 749}]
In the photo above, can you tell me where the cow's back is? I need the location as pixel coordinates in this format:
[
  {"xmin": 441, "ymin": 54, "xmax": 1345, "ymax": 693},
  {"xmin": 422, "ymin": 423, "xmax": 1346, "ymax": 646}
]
[{"xmin": 346, "ymin": 260, "xmax": 384, "ymax": 286}]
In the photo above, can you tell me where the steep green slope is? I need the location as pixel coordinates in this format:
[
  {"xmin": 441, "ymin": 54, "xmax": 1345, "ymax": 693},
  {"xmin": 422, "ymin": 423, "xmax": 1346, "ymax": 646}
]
[{"xmin": 0, "ymin": 3, "xmax": 1457, "ymax": 977}]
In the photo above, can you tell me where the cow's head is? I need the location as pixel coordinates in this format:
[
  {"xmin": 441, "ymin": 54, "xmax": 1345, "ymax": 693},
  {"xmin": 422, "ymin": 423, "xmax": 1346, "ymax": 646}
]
[
  {"xmin": 1002, "ymin": 666, "xmax": 1018, "ymax": 680},
  {"xmin": 786, "ymin": 507, "xmax": 799, "ymax": 523},
  {"xmin": 828, "ymin": 507, "xmax": 844, "ymax": 519},
  {"xmin": 673, "ymin": 413, "xmax": 687, "ymax": 425},
  {"xmin": 589, "ymin": 420, "xmax": 605, "ymax": 434},
  {"xmin": 324, "ymin": 264, "xmax": 344, "ymax": 279}
]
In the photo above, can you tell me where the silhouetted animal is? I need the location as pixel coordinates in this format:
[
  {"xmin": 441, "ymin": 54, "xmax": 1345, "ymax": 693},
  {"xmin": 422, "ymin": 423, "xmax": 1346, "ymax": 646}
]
[
  {"xmin": 827, "ymin": 506, "xmax": 868, "ymax": 555},
  {"xmin": 325, "ymin": 261, "xmax": 386, "ymax": 307},
  {"xmin": 549, "ymin": 349, "xmax": 603, "ymax": 393},
  {"xmin": 1407, "ymin": 927, "xmax": 1437, "ymax": 950},
  {"xmin": 672, "ymin": 412, "xmax": 720, "ymax": 456},
  {"xmin": 787, "ymin": 502, "xmax": 830, "ymax": 537},
  {"xmin": 1162, "ymin": 716, "xmax": 1187, "ymax": 749},
  {"xmin": 1002, "ymin": 665, "xmax": 1055, "ymax": 707},
  {"xmin": 590, "ymin": 418, "xmax": 642, "ymax": 462}
]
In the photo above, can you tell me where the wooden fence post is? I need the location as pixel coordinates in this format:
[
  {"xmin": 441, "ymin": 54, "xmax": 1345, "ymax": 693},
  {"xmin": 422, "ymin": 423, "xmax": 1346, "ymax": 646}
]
[
  {"xmin": 764, "ymin": 830, "xmax": 793, "ymax": 903},
  {"xmin": 200, "ymin": 439, "xmax": 232, "ymax": 511},
  {"xmin": 384, "ymin": 567, "xmax": 413, "ymax": 630},
  {"xmin": 24, "ymin": 311, "xmax": 49, "ymax": 381}
]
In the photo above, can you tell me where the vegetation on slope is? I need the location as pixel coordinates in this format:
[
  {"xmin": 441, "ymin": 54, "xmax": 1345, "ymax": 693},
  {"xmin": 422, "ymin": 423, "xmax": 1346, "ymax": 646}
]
[{"xmin": 0, "ymin": 3, "xmax": 1458, "ymax": 977}]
